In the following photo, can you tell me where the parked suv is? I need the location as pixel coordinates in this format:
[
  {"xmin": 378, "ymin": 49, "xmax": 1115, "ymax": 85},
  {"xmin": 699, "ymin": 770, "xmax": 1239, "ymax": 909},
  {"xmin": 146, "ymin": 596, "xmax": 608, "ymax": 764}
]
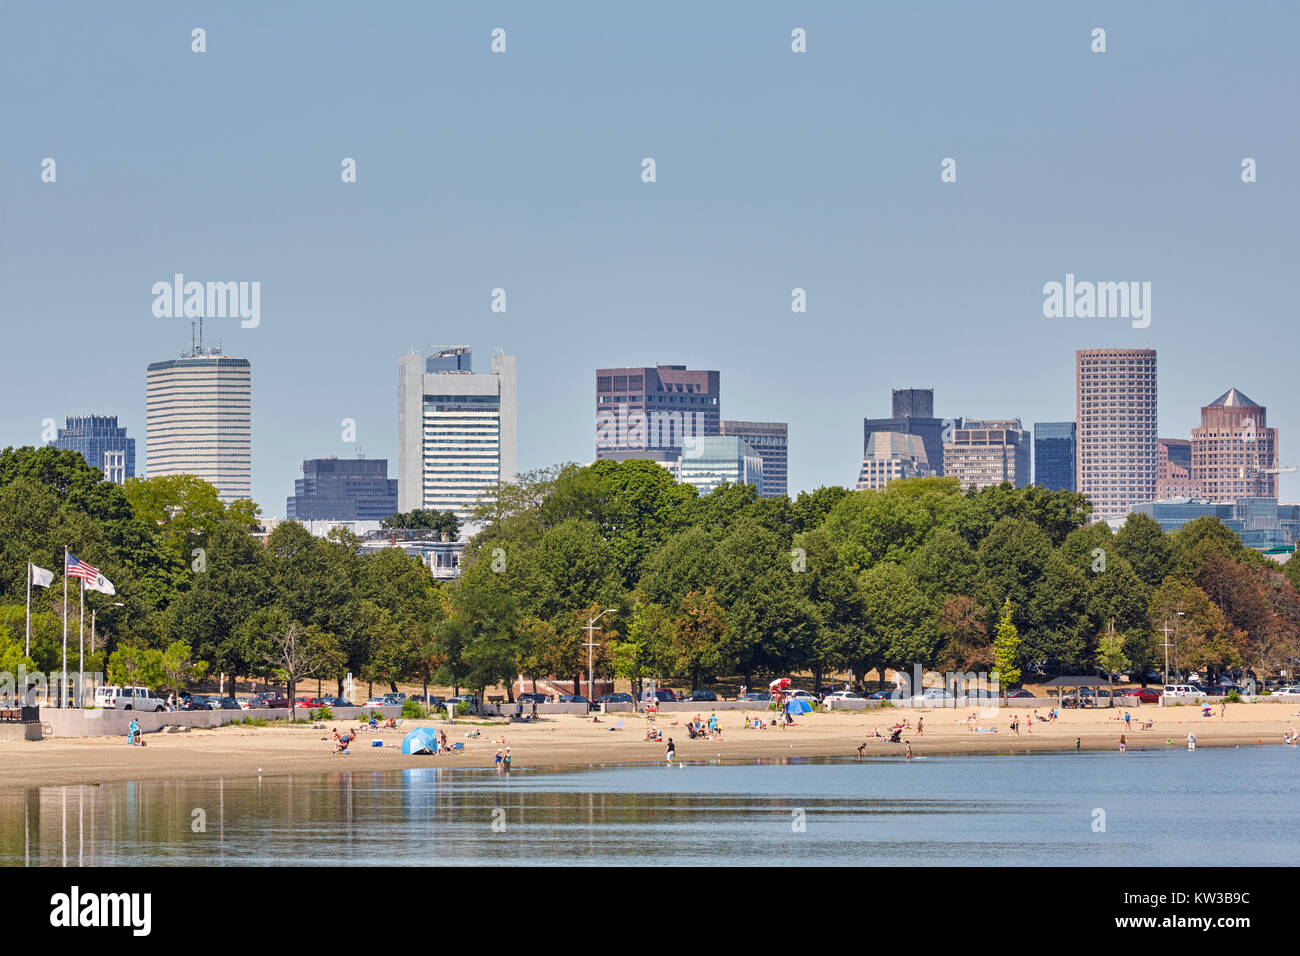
[
  {"xmin": 1162, "ymin": 684, "xmax": 1204, "ymax": 699},
  {"xmin": 93, "ymin": 685, "xmax": 165, "ymax": 711}
]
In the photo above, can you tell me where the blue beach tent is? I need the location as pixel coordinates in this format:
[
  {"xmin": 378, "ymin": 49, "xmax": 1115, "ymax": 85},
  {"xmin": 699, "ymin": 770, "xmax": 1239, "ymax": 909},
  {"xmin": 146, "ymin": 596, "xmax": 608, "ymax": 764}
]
[
  {"xmin": 401, "ymin": 727, "xmax": 439, "ymax": 755},
  {"xmin": 785, "ymin": 698, "xmax": 812, "ymax": 715}
]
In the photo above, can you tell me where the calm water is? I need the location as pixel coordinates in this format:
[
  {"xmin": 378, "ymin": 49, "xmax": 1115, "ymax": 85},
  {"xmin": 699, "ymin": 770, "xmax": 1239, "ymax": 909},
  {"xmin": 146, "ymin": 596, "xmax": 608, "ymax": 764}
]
[{"xmin": 2, "ymin": 747, "xmax": 1295, "ymax": 866}]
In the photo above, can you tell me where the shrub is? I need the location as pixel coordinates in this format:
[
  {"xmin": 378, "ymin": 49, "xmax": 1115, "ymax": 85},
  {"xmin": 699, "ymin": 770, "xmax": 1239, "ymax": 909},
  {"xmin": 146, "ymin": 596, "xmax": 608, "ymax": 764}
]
[
  {"xmin": 401, "ymin": 699, "xmax": 424, "ymax": 719},
  {"xmin": 456, "ymin": 701, "xmax": 470, "ymax": 716},
  {"xmin": 1225, "ymin": 689, "xmax": 1243, "ymax": 703},
  {"xmin": 309, "ymin": 706, "xmax": 334, "ymax": 721}
]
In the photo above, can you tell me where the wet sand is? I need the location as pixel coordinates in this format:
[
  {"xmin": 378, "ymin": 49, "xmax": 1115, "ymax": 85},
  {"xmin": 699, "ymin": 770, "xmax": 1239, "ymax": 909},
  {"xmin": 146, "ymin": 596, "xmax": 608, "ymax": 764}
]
[{"xmin": 3, "ymin": 701, "xmax": 1297, "ymax": 788}]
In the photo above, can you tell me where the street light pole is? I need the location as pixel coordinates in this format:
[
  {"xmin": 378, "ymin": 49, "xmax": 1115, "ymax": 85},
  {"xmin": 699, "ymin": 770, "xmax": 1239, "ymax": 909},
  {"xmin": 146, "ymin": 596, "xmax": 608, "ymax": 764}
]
[{"xmin": 583, "ymin": 608, "xmax": 618, "ymax": 703}]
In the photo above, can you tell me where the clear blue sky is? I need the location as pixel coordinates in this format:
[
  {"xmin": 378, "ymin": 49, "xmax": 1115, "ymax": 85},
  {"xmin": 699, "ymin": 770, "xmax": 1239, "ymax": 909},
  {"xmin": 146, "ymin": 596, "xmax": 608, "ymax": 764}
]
[{"xmin": 4, "ymin": 1, "xmax": 1298, "ymax": 514}]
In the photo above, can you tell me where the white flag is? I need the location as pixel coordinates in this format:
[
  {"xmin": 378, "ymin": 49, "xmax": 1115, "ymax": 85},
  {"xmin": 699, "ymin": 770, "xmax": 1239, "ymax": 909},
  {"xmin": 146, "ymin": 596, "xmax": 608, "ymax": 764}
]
[
  {"xmin": 29, "ymin": 564, "xmax": 54, "ymax": 588},
  {"xmin": 86, "ymin": 571, "xmax": 116, "ymax": 596}
]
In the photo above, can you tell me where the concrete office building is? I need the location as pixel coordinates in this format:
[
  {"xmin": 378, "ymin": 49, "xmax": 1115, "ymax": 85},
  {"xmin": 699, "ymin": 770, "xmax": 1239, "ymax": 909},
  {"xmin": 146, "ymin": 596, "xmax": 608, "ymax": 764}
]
[
  {"xmin": 678, "ymin": 436, "xmax": 763, "ymax": 497},
  {"xmin": 864, "ymin": 388, "xmax": 957, "ymax": 477},
  {"xmin": 943, "ymin": 419, "xmax": 1030, "ymax": 491},
  {"xmin": 1033, "ymin": 421, "xmax": 1076, "ymax": 491},
  {"xmin": 1157, "ymin": 438, "xmax": 1199, "ymax": 499},
  {"xmin": 720, "ymin": 420, "xmax": 787, "ymax": 497},
  {"xmin": 397, "ymin": 346, "xmax": 517, "ymax": 521},
  {"xmin": 856, "ymin": 432, "xmax": 932, "ymax": 490},
  {"xmin": 146, "ymin": 346, "xmax": 251, "ymax": 503},
  {"xmin": 595, "ymin": 365, "xmax": 720, "ymax": 464},
  {"xmin": 53, "ymin": 415, "xmax": 136, "ymax": 482},
  {"xmin": 285, "ymin": 457, "xmax": 399, "ymax": 521},
  {"xmin": 1191, "ymin": 388, "xmax": 1279, "ymax": 501},
  {"xmin": 1076, "ymin": 348, "xmax": 1158, "ymax": 521}
]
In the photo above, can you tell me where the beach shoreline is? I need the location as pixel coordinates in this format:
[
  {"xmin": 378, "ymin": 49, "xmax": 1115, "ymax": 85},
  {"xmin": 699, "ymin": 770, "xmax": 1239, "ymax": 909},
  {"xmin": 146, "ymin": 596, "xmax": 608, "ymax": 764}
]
[{"xmin": 2, "ymin": 703, "xmax": 1296, "ymax": 790}]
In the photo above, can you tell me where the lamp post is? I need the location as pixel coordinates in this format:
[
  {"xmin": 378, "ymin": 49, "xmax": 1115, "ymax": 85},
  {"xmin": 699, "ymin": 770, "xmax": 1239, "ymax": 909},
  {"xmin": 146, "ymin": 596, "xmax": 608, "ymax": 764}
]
[{"xmin": 583, "ymin": 608, "xmax": 618, "ymax": 703}]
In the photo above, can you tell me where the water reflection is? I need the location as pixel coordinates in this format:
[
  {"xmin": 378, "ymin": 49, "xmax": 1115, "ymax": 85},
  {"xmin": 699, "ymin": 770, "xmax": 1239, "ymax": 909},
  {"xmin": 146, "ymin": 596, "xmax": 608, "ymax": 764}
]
[{"xmin": 0, "ymin": 749, "xmax": 1294, "ymax": 866}]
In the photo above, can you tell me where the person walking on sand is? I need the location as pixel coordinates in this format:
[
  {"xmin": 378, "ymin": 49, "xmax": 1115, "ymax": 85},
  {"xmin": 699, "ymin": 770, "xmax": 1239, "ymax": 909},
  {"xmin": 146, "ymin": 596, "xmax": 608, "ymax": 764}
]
[
  {"xmin": 1123, "ymin": 711, "xmax": 1131, "ymax": 730},
  {"xmin": 665, "ymin": 737, "xmax": 676, "ymax": 766},
  {"xmin": 1220, "ymin": 700, "xmax": 1226, "ymax": 718},
  {"xmin": 1074, "ymin": 737, "xmax": 1081, "ymax": 751},
  {"xmin": 916, "ymin": 717, "xmax": 924, "ymax": 736}
]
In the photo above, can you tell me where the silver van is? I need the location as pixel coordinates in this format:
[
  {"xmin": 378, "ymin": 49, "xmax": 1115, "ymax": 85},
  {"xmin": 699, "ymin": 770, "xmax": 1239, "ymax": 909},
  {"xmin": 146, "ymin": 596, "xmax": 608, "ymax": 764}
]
[{"xmin": 93, "ymin": 685, "xmax": 165, "ymax": 711}]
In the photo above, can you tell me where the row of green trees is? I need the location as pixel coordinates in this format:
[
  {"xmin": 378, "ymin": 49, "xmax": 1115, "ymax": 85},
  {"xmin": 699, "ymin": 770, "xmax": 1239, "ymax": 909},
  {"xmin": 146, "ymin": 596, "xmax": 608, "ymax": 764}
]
[
  {"xmin": 441, "ymin": 463, "xmax": 1300, "ymax": 696},
  {"xmin": 3, "ymin": 444, "xmax": 1299, "ymax": 702}
]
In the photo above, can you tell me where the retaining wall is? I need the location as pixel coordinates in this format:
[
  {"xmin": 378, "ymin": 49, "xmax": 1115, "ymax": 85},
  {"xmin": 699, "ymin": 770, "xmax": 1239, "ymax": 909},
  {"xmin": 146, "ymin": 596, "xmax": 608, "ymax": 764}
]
[{"xmin": 39, "ymin": 705, "xmax": 401, "ymax": 738}]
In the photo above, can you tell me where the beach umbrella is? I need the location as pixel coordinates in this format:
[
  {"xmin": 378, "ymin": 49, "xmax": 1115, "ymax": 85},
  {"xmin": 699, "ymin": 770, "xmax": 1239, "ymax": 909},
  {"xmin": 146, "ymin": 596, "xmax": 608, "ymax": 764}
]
[
  {"xmin": 401, "ymin": 727, "xmax": 439, "ymax": 755},
  {"xmin": 769, "ymin": 678, "xmax": 791, "ymax": 690}
]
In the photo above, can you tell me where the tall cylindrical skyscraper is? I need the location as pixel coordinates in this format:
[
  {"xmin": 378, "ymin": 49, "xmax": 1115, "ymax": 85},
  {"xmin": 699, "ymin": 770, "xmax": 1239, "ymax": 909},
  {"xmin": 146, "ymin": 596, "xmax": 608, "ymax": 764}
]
[{"xmin": 146, "ymin": 350, "xmax": 252, "ymax": 503}]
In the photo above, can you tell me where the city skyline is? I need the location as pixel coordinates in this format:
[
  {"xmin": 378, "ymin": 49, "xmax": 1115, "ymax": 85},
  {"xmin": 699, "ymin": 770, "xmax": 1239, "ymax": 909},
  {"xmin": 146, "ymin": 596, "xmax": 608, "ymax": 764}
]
[
  {"xmin": 8, "ymin": 338, "xmax": 1297, "ymax": 518},
  {"xmin": 4, "ymin": 4, "xmax": 1298, "ymax": 512}
]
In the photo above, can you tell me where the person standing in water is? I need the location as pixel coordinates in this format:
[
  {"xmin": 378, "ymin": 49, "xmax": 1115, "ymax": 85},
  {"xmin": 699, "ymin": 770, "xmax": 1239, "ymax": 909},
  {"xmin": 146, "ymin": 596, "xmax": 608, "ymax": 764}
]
[
  {"xmin": 905, "ymin": 742, "xmax": 913, "ymax": 760},
  {"xmin": 1187, "ymin": 732, "xmax": 1196, "ymax": 750},
  {"xmin": 665, "ymin": 737, "xmax": 676, "ymax": 766}
]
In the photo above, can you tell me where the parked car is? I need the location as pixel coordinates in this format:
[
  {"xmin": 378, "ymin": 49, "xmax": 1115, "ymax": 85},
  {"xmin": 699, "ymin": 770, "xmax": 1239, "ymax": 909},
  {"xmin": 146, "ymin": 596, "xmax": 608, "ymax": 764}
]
[
  {"xmin": 912, "ymin": 688, "xmax": 952, "ymax": 702},
  {"xmin": 249, "ymin": 692, "xmax": 289, "ymax": 708},
  {"xmin": 739, "ymin": 691, "xmax": 771, "ymax": 701},
  {"xmin": 865, "ymin": 690, "xmax": 895, "ymax": 700},
  {"xmin": 292, "ymin": 697, "xmax": 322, "ymax": 710},
  {"xmin": 823, "ymin": 691, "xmax": 862, "ymax": 702},
  {"xmin": 1121, "ymin": 687, "xmax": 1162, "ymax": 704},
  {"xmin": 640, "ymin": 689, "xmax": 678, "ymax": 703},
  {"xmin": 211, "ymin": 696, "xmax": 242, "ymax": 710},
  {"xmin": 180, "ymin": 696, "xmax": 213, "ymax": 711},
  {"xmin": 786, "ymin": 689, "xmax": 819, "ymax": 701},
  {"xmin": 681, "ymin": 690, "xmax": 718, "ymax": 702},
  {"xmin": 364, "ymin": 697, "xmax": 389, "ymax": 707},
  {"xmin": 315, "ymin": 696, "xmax": 352, "ymax": 708},
  {"xmin": 1005, "ymin": 689, "xmax": 1037, "ymax": 699},
  {"xmin": 1272, "ymin": 686, "xmax": 1300, "ymax": 698},
  {"xmin": 517, "ymin": 692, "xmax": 549, "ymax": 705},
  {"xmin": 558, "ymin": 694, "xmax": 591, "ymax": 707},
  {"xmin": 235, "ymin": 696, "xmax": 255, "ymax": 710},
  {"xmin": 595, "ymin": 693, "xmax": 635, "ymax": 704},
  {"xmin": 1162, "ymin": 684, "xmax": 1204, "ymax": 699},
  {"xmin": 93, "ymin": 685, "xmax": 167, "ymax": 712}
]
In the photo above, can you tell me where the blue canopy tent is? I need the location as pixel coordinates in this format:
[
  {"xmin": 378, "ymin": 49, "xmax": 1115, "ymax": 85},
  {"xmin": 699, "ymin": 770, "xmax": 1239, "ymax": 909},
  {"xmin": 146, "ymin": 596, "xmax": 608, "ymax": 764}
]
[
  {"xmin": 401, "ymin": 727, "xmax": 439, "ymax": 755},
  {"xmin": 785, "ymin": 698, "xmax": 812, "ymax": 715}
]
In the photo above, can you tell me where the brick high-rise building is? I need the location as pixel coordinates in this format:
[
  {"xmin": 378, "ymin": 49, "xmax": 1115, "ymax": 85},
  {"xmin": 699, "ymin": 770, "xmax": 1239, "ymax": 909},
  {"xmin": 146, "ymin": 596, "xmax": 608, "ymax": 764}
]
[
  {"xmin": 1191, "ymin": 388, "xmax": 1278, "ymax": 500},
  {"xmin": 1156, "ymin": 438, "xmax": 1200, "ymax": 498},
  {"xmin": 595, "ymin": 365, "xmax": 720, "ymax": 464},
  {"xmin": 1076, "ymin": 348, "xmax": 1158, "ymax": 521}
]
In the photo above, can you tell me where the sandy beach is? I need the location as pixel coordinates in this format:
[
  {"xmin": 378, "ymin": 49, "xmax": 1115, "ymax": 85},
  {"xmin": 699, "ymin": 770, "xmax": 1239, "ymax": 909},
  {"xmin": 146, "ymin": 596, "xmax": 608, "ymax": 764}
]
[{"xmin": 3, "ymin": 701, "xmax": 1297, "ymax": 789}]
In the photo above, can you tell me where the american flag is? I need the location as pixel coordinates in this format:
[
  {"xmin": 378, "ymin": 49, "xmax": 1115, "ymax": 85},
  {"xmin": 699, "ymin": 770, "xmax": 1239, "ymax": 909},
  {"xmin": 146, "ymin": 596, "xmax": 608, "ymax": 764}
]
[{"xmin": 65, "ymin": 554, "xmax": 99, "ymax": 582}]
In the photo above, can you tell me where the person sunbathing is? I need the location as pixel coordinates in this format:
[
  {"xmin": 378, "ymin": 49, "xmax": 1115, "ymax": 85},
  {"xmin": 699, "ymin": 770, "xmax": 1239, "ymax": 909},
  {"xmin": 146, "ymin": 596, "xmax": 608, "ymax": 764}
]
[{"xmin": 334, "ymin": 731, "xmax": 354, "ymax": 753}]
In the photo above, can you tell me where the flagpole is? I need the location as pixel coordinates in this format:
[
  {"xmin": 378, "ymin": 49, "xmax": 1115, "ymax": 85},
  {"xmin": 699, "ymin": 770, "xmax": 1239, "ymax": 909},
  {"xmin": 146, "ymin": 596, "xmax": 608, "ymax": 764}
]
[
  {"xmin": 78, "ymin": 578, "xmax": 85, "ymax": 709},
  {"xmin": 61, "ymin": 547, "xmax": 68, "ymax": 709},
  {"xmin": 25, "ymin": 562, "xmax": 32, "ymax": 657}
]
